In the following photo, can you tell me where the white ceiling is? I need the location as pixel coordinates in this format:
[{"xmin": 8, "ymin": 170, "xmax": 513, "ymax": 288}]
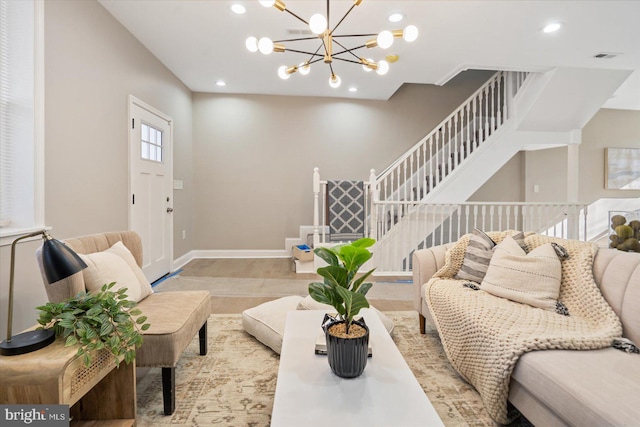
[{"xmin": 98, "ymin": 0, "xmax": 640, "ymax": 109}]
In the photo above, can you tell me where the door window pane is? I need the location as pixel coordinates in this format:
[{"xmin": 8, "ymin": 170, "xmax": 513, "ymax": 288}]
[{"xmin": 140, "ymin": 122, "xmax": 163, "ymax": 163}]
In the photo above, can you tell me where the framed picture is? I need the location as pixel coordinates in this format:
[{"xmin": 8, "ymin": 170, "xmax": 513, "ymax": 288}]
[{"xmin": 605, "ymin": 147, "xmax": 640, "ymax": 190}]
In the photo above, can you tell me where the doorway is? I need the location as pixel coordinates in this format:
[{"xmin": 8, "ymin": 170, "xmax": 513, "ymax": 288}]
[{"xmin": 128, "ymin": 96, "xmax": 173, "ymax": 282}]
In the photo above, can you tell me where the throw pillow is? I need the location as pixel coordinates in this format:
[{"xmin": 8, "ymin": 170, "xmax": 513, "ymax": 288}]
[
  {"xmin": 454, "ymin": 228, "xmax": 497, "ymax": 283},
  {"xmin": 79, "ymin": 251, "xmax": 144, "ymax": 302},
  {"xmin": 79, "ymin": 241, "xmax": 153, "ymax": 302},
  {"xmin": 105, "ymin": 241, "xmax": 153, "ymax": 300},
  {"xmin": 242, "ymin": 295, "xmax": 304, "ymax": 354},
  {"xmin": 480, "ymin": 235, "xmax": 562, "ymax": 311}
]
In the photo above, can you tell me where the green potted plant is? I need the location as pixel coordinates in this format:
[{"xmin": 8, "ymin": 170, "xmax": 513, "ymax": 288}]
[
  {"xmin": 308, "ymin": 237, "xmax": 375, "ymax": 378},
  {"xmin": 36, "ymin": 282, "xmax": 150, "ymax": 367}
]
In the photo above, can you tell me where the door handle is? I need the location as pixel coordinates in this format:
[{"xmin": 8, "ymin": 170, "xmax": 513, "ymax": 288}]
[{"xmin": 167, "ymin": 207, "xmax": 174, "ymax": 213}]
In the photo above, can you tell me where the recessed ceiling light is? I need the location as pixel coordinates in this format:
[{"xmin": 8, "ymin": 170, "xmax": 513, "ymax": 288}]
[
  {"xmin": 388, "ymin": 13, "xmax": 404, "ymax": 23},
  {"xmin": 216, "ymin": 81, "xmax": 226, "ymax": 87},
  {"xmin": 231, "ymin": 4, "xmax": 246, "ymax": 14},
  {"xmin": 542, "ymin": 22, "xmax": 562, "ymax": 33},
  {"xmin": 348, "ymin": 87, "xmax": 358, "ymax": 93}
]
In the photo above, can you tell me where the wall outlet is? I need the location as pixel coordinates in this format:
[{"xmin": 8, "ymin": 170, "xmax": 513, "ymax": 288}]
[{"xmin": 182, "ymin": 230, "xmax": 186, "ymax": 239}]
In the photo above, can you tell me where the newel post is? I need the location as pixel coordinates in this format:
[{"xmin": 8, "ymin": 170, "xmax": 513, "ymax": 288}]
[
  {"xmin": 505, "ymin": 71, "xmax": 515, "ymax": 121},
  {"xmin": 313, "ymin": 167, "xmax": 320, "ymax": 247},
  {"xmin": 369, "ymin": 169, "xmax": 378, "ymax": 241}
]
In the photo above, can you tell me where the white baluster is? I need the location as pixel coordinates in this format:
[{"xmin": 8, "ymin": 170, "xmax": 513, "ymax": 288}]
[
  {"xmin": 464, "ymin": 205, "xmax": 470, "ymax": 235},
  {"xmin": 369, "ymin": 169, "xmax": 377, "ymax": 241},
  {"xmin": 481, "ymin": 205, "xmax": 487, "ymax": 230},
  {"xmin": 473, "ymin": 205, "xmax": 478, "ymax": 229},
  {"xmin": 436, "ymin": 130, "xmax": 442, "ymax": 184},
  {"xmin": 403, "ymin": 158, "xmax": 408, "ymax": 202},
  {"xmin": 491, "ymin": 79, "xmax": 496, "ymax": 132},
  {"xmin": 321, "ymin": 182, "xmax": 327, "ymax": 243},
  {"xmin": 453, "ymin": 114, "xmax": 459, "ymax": 168},
  {"xmin": 313, "ymin": 167, "xmax": 320, "ymax": 247},
  {"xmin": 465, "ymin": 104, "xmax": 470, "ymax": 159},
  {"xmin": 428, "ymin": 138, "xmax": 434, "ymax": 193},
  {"xmin": 490, "ymin": 205, "xmax": 495, "ymax": 231},
  {"xmin": 447, "ymin": 121, "xmax": 452, "ymax": 177},
  {"xmin": 484, "ymin": 86, "xmax": 489, "ymax": 140}
]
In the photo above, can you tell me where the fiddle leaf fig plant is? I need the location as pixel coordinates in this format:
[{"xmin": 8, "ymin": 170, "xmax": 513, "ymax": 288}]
[
  {"xmin": 309, "ymin": 237, "xmax": 376, "ymax": 334},
  {"xmin": 36, "ymin": 282, "xmax": 150, "ymax": 367}
]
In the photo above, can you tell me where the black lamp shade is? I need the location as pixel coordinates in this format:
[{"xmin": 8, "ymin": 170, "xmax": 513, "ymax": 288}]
[
  {"xmin": 41, "ymin": 238, "xmax": 88, "ymax": 284},
  {"xmin": 0, "ymin": 231, "xmax": 88, "ymax": 357}
]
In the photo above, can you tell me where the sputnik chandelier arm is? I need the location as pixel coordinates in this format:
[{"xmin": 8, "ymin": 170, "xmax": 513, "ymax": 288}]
[{"xmin": 246, "ymin": 0, "xmax": 418, "ymax": 88}]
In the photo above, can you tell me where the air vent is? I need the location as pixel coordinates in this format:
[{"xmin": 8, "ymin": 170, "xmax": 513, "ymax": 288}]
[
  {"xmin": 593, "ymin": 52, "xmax": 620, "ymax": 59},
  {"xmin": 287, "ymin": 28, "xmax": 313, "ymax": 35}
]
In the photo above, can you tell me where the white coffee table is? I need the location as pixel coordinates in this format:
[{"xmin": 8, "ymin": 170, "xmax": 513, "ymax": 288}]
[{"xmin": 271, "ymin": 309, "xmax": 444, "ymax": 427}]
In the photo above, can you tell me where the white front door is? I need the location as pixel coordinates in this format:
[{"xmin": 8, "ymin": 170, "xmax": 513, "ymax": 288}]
[{"xmin": 128, "ymin": 96, "xmax": 173, "ymax": 283}]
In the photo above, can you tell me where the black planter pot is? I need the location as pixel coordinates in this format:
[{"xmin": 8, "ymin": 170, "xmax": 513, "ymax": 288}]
[{"xmin": 322, "ymin": 313, "xmax": 369, "ymax": 379}]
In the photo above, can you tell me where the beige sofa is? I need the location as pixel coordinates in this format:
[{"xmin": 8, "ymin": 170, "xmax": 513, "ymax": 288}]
[
  {"xmin": 413, "ymin": 243, "xmax": 640, "ymax": 426},
  {"xmin": 37, "ymin": 231, "xmax": 210, "ymax": 416}
]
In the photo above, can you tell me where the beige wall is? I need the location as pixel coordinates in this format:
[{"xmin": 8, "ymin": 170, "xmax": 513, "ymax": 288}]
[
  {"xmin": 523, "ymin": 146, "xmax": 569, "ymax": 202},
  {"xmin": 192, "ymin": 71, "xmax": 494, "ymax": 250},
  {"xmin": 468, "ymin": 109, "xmax": 640, "ymax": 205},
  {"xmin": 0, "ymin": 0, "xmax": 194, "ymax": 340},
  {"xmin": 469, "ymin": 152, "xmax": 526, "ymax": 202},
  {"xmin": 513, "ymin": 109, "xmax": 640, "ymax": 203},
  {"xmin": 579, "ymin": 109, "xmax": 640, "ymax": 203}
]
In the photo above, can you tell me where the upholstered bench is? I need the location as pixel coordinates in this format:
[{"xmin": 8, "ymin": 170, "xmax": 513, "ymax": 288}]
[{"xmin": 37, "ymin": 231, "xmax": 210, "ymax": 416}]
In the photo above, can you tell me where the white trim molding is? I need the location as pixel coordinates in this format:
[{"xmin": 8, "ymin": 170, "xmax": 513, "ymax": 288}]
[{"xmin": 173, "ymin": 249, "xmax": 290, "ymax": 271}]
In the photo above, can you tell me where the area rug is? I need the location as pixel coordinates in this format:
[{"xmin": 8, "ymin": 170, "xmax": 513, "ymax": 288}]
[{"xmin": 136, "ymin": 312, "xmax": 507, "ymax": 426}]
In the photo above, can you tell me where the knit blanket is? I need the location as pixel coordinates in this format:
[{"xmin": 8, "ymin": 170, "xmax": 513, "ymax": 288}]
[{"xmin": 425, "ymin": 232, "xmax": 622, "ymax": 424}]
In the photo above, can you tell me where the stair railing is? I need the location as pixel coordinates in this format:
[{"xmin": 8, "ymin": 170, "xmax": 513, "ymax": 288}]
[
  {"xmin": 372, "ymin": 200, "xmax": 588, "ymax": 273},
  {"xmin": 371, "ymin": 71, "xmax": 529, "ymax": 241}
]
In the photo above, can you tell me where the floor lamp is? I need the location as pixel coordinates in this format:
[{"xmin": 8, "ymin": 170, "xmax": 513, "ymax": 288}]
[{"xmin": 0, "ymin": 230, "xmax": 87, "ymax": 356}]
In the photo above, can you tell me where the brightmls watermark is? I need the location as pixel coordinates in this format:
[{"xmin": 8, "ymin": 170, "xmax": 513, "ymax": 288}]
[{"xmin": 1, "ymin": 405, "xmax": 68, "ymax": 426}]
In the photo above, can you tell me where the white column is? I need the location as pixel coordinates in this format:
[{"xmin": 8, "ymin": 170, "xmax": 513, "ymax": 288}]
[{"xmin": 567, "ymin": 132, "xmax": 581, "ymax": 239}]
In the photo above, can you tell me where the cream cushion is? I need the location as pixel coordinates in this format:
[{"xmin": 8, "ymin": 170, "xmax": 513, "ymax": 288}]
[
  {"xmin": 242, "ymin": 296, "xmax": 304, "ymax": 354},
  {"xmin": 105, "ymin": 241, "xmax": 153, "ymax": 300},
  {"xmin": 297, "ymin": 295, "xmax": 395, "ymax": 335},
  {"xmin": 78, "ymin": 241, "xmax": 153, "ymax": 302},
  {"xmin": 480, "ymin": 235, "xmax": 561, "ymax": 311}
]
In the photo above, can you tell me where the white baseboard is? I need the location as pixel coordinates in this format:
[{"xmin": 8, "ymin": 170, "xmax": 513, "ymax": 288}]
[{"xmin": 173, "ymin": 249, "xmax": 290, "ymax": 271}]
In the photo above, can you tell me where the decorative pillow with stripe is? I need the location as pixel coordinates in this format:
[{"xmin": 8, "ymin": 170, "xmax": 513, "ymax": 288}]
[
  {"xmin": 454, "ymin": 228, "xmax": 497, "ymax": 283},
  {"xmin": 480, "ymin": 235, "xmax": 562, "ymax": 311}
]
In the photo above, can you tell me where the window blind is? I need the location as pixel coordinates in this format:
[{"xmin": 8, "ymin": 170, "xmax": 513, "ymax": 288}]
[{"xmin": 0, "ymin": 0, "xmax": 35, "ymax": 229}]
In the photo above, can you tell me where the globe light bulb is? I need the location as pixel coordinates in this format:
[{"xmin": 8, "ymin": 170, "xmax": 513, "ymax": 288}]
[
  {"xmin": 298, "ymin": 62, "xmax": 311, "ymax": 75},
  {"xmin": 278, "ymin": 65, "xmax": 291, "ymax": 80},
  {"xmin": 246, "ymin": 37, "xmax": 258, "ymax": 53},
  {"xmin": 403, "ymin": 25, "xmax": 418, "ymax": 42},
  {"xmin": 309, "ymin": 13, "xmax": 327, "ymax": 35},
  {"xmin": 259, "ymin": 0, "xmax": 275, "ymax": 7},
  {"xmin": 258, "ymin": 37, "xmax": 274, "ymax": 55},
  {"xmin": 376, "ymin": 30, "xmax": 393, "ymax": 49},
  {"xmin": 376, "ymin": 60, "xmax": 389, "ymax": 75},
  {"xmin": 329, "ymin": 74, "xmax": 341, "ymax": 88}
]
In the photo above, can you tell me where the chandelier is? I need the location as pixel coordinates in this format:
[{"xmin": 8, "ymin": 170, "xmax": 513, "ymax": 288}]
[{"xmin": 245, "ymin": 0, "xmax": 418, "ymax": 89}]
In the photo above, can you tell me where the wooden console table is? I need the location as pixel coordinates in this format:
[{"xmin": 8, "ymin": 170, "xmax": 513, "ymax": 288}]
[{"xmin": 0, "ymin": 335, "xmax": 136, "ymax": 426}]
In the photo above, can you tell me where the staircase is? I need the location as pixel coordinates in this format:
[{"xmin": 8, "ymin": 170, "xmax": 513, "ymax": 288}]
[{"xmin": 308, "ymin": 68, "xmax": 632, "ymax": 273}]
